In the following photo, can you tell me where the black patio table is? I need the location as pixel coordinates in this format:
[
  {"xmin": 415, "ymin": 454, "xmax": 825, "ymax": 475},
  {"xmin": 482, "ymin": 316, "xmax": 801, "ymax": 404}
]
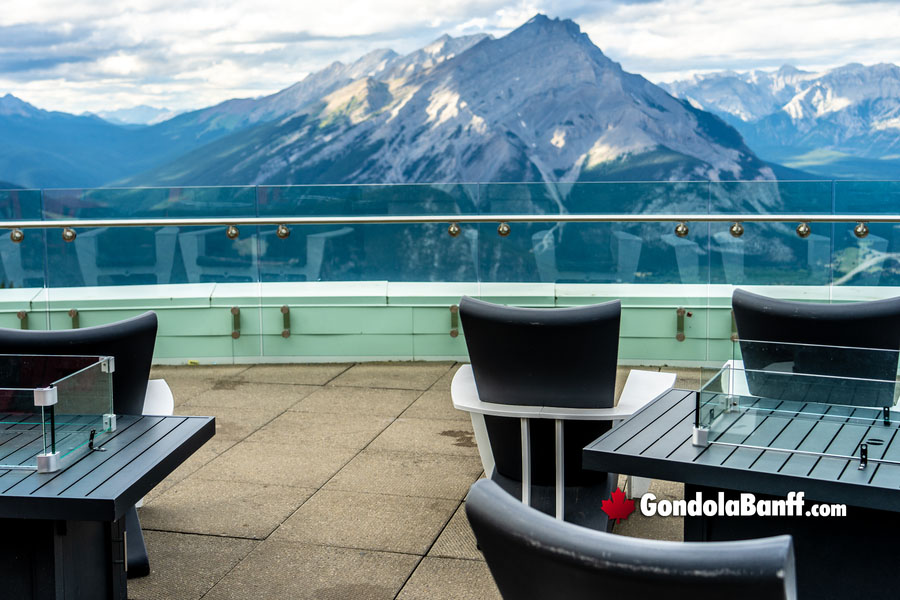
[
  {"xmin": 0, "ymin": 413, "xmax": 214, "ymax": 600},
  {"xmin": 583, "ymin": 388, "xmax": 900, "ymax": 600}
]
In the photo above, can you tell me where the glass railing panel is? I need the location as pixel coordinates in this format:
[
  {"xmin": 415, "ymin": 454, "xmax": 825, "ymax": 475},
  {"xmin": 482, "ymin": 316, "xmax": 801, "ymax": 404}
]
[
  {"xmin": 176, "ymin": 225, "xmax": 261, "ymax": 284},
  {"xmin": 559, "ymin": 181, "xmax": 710, "ymax": 215},
  {"xmin": 524, "ymin": 221, "xmax": 710, "ymax": 285},
  {"xmin": 708, "ymin": 181, "xmax": 834, "ymax": 288},
  {"xmin": 42, "ymin": 187, "xmax": 258, "ymax": 287},
  {"xmin": 833, "ymin": 181, "xmax": 900, "ymax": 288},
  {"xmin": 41, "ymin": 186, "xmax": 257, "ymax": 219},
  {"xmin": 0, "ymin": 188, "xmax": 45, "ymax": 289},
  {"xmin": 256, "ymin": 184, "xmax": 479, "ymax": 282}
]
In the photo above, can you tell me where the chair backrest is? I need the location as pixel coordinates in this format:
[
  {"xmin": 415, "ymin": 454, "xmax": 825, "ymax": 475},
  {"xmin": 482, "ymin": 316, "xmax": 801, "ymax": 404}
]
[
  {"xmin": 732, "ymin": 289, "xmax": 900, "ymax": 405},
  {"xmin": 459, "ymin": 296, "xmax": 620, "ymax": 409},
  {"xmin": 0, "ymin": 312, "xmax": 158, "ymax": 415},
  {"xmin": 466, "ymin": 479, "xmax": 796, "ymax": 600},
  {"xmin": 733, "ymin": 288, "xmax": 900, "ymax": 350}
]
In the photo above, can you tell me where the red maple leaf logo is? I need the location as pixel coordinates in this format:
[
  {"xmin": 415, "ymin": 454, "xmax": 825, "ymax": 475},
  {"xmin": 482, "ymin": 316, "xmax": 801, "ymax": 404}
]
[{"xmin": 601, "ymin": 487, "xmax": 636, "ymax": 524}]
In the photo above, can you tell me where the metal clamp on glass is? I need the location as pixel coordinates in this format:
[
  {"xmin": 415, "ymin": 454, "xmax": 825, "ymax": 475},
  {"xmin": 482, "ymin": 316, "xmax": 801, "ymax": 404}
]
[
  {"xmin": 692, "ymin": 425, "xmax": 709, "ymax": 447},
  {"xmin": 36, "ymin": 452, "xmax": 60, "ymax": 473},
  {"xmin": 692, "ymin": 392, "xmax": 709, "ymax": 446},
  {"xmin": 33, "ymin": 386, "xmax": 58, "ymax": 407}
]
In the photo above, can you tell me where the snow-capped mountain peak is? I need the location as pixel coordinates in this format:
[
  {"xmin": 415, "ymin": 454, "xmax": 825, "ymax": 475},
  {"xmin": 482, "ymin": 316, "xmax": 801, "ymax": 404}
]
[{"xmin": 664, "ymin": 62, "xmax": 900, "ymax": 162}]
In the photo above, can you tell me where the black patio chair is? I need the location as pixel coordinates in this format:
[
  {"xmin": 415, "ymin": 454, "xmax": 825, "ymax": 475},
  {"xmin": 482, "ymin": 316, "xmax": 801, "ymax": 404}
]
[
  {"xmin": 732, "ymin": 289, "xmax": 900, "ymax": 406},
  {"xmin": 0, "ymin": 311, "xmax": 160, "ymax": 577},
  {"xmin": 466, "ymin": 478, "xmax": 796, "ymax": 600},
  {"xmin": 458, "ymin": 296, "xmax": 621, "ymax": 530}
]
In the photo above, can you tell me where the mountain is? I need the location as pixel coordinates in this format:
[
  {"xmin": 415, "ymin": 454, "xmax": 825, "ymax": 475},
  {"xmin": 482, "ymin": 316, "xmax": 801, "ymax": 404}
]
[
  {"xmin": 153, "ymin": 34, "xmax": 490, "ymax": 142},
  {"xmin": 0, "ymin": 93, "xmax": 252, "ymax": 188},
  {"xmin": 0, "ymin": 33, "xmax": 492, "ymax": 188},
  {"xmin": 93, "ymin": 105, "xmax": 181, "ymax": 126},
  {"xmin": 663, "ymin": 65, "xmax": 815, "ymax": 123},
  {"xmin": 132, "ymin": 15, "xmax": 773, "ymax": 187},
  {"xmin": 664, "ymin": 64, "xmax": 900, "ymax": 178},
  {"xmin": 1, "ymin": 15, "xmax": 777, "ymax": 188}
]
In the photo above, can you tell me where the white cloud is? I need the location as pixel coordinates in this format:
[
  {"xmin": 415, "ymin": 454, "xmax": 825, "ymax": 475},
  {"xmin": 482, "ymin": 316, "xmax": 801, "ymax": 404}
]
[
  {"xmin": 1, "ymin": 0, "xmax": 899, "ymax": 114},
  {"xmin": 576, "ymin": 0, "xmax": 900, "ymax": 81}
]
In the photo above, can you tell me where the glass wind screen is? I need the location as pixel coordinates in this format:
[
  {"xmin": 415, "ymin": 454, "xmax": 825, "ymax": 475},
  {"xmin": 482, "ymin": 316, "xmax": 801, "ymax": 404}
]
[
  {"xmin": 47, "ymin": 356, "xmax": 114, "ymax": 461},
  {"xmin": 0, "ymin": 355, "xmax": 113, "ymax": 471},
  {"xmin": 697, "ymin": 340, "xmax": 900, "ymax": 462}
]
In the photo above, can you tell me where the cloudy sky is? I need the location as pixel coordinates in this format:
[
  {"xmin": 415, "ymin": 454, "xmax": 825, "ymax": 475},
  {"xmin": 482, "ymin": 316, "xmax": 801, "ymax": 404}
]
[{"xmin": 2, "ymin": 0, "xmax": 899, "ymax": 115}]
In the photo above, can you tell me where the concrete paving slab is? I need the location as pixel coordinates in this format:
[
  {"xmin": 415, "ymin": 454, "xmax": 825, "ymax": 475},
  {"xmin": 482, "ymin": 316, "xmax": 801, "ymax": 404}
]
[
  {"xmin": 427, "ymin": 363, "xmax": 462, "ymax": 391},
  {"xmin": 151, "ymin": 365, "xmax": 250, "ymax": 380},
  {"xmin": 273, "ymin": 489, "xmax": 457, "ymax": 554},
  {"xmin": 397, "ymin": 557, "xmax": 501, "ymax": 600},
  {"xmin": 428, "ymin": 503, "xmax": 481, "ymax": 560},
  {"xmin": 127, "ymin": 531, "xmax": 257, "ymax": 600},
  {"xmin": 142, "ymin": 438, "xmax": 237, "ymax": 505},
  {"xmin": 140, "ymin": 478, "xmax": 313, "ymax": 539},
  {"xmin": 201, "ymin": 540, "xmax": 419, "ymax": 600},
  {"xmin": 156, "ymin": 377, "xmax": 215, "ymax": 406},
  {"xmin": 245, "ymin": 410, "xmax": 393, "ymax": 450},
  {"xmin": 325, "ymin": 450, "xmax": 483, "ymax": 501},
  {"xmin": 182, "ymin": 382, "xmax": 318, "ymax": 412},
  {"xmin": 178, "ymin": 405, "xmax": 280, "ymax": 443},
  {"xmin": 613, "ymin": 509, "xmax": 685, "ymax": 542},
  {"xmin": 194, "ymin": 440, "xmax": 358, "ymax": 488},
  {"xmin": 613, "ymin": 475, "xmax": 685, "ymax": 542},
  {"xmin": 661, "ymin": 366, "xmax": 701, "ymax": 392},
  {"xmin": 291, "ymin": 386, "xmax": 420, "ymax": 417},
  {"xmin": 330, "ymin": 362, "xmax": 454, "ymax": 390},
  {"xmin": 401, "ymin": 389, "xmax": 469, "ymax": 421},
  {"xmin": 241, "ymin": 363, "xmax": 351, "ymax": 385},
  {"xmin": 368, "ymin": 418, "xmax": 479, "ymax": 457}
]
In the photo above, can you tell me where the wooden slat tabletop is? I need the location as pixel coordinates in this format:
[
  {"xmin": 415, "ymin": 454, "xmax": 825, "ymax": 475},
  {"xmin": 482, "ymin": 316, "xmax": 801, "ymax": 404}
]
[
  {"xmin": 0, "ymin": 414, "xmax": 214, "ymax": 522},
  {"xmin": 583, "ymin": 389, "xmax": 900, "ymax": 512}
]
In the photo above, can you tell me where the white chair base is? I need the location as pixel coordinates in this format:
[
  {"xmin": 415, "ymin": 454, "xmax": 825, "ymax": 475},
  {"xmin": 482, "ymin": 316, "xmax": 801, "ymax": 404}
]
[{"xmin": 137, "ymin": 378, "xmax": 175, "ymax": 508}]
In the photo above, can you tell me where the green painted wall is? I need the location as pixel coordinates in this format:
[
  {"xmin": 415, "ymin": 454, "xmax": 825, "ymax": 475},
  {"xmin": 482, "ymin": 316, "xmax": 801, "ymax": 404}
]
[{"xmin": 0, "ymin": 282, "xmax": 893, "ymax": 365}]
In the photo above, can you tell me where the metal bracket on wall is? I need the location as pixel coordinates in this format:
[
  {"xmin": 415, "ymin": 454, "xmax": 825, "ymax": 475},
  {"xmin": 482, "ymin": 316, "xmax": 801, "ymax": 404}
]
[
  {"xmin": 68, "ymin": 308, "xmax": 79, "ymax": 329},
  {"xmin": 281, "ymin": 305, "xmax": 291, "ymax": 338},
  {"xmin": 231, "ymin": 307, "xmax": 240, "ymax": 339},
  {"xmin": 731, "ymin": 309, "xmax": 738, "ymax": 342},
  {"xmin": 16, "ymin": 310, "xmax": 27, "ymax": 330},
  {"xmin": 676, "ymin": 307, "xmax": 686, "ymax": 342},
  {"xmin": 450, "ymin": 304, "xmax": 459, "ymax": 338}
]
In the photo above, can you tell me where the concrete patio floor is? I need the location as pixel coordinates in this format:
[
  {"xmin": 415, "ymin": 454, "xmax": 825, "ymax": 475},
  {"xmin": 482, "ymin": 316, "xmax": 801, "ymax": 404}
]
[{"xmin": 129, "ymin": 362, "xmax": 695, "ymax": 600}]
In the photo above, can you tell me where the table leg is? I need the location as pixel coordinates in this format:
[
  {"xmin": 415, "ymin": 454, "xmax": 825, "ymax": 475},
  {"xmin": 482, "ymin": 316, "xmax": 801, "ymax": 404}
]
[
  {"xmin": 126, "ymin": 505, "xmax": 150, "ymax": 577},
  {"xmin": 625, "ymin": 476, "xmax": 652, "ymax": 499},
  {"xmin": 520, "ymin": 418, "xmax": 530, "ymax": 506},
  {"xmin": 555, "ymin": 419, "xmax": 564, "ymax": 520}
]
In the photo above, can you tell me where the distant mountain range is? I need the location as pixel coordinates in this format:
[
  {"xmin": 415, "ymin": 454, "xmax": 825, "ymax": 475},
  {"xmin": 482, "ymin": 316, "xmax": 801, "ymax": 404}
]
[
  {"xmin": 91, "ymin": 105, "xmax": 181, "ymax": 126},
  {"xmin": 1, "ymin": 14, "xmax": 896, "ymax": 189},
  {"xmin": 663, "ymin": 64, "xmax": 900, "ymax": 179}
]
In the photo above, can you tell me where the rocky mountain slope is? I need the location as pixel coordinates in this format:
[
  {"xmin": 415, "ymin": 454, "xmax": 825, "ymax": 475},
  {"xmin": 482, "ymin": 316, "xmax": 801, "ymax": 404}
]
[
  {"xmin": 2, "ymin": 15, "xmax": 779, "ymax": 188},
  {"xmin": 133, "ymin": 15, "xmax": 772, "ymax": 186},
  {"xmin": 664, "ymin": 64, "xmax": 900, "ymax": 178}
]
